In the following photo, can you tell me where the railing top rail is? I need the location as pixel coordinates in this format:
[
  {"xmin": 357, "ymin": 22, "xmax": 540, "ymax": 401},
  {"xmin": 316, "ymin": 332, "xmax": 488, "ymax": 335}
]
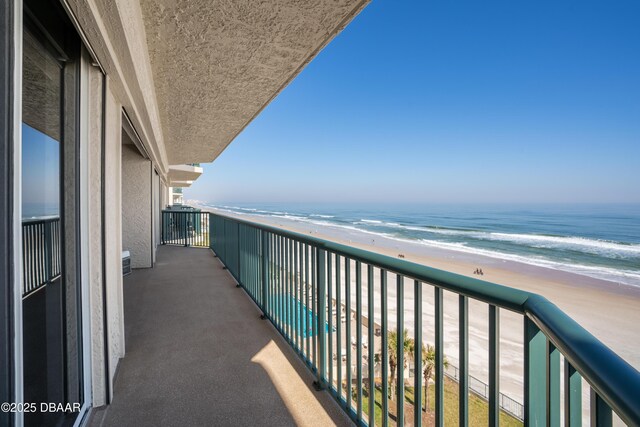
[
  {"xmin": 163, "ymin": 207, "xmax": 201, "ymax": 212},
  {"xmin": 209, "ymin": 211, "xmax": 640, "ymax": 425},
  {"xmin": 210, "ymin": 212, "xmax": 531, "ymax": 311},
  {"xmin": 22, "ymin": 216, "xmax": 60, "ymax": 224},
  {"xmin": 525, "ymin": 295, "xmax": 640, "ymax": 426}
]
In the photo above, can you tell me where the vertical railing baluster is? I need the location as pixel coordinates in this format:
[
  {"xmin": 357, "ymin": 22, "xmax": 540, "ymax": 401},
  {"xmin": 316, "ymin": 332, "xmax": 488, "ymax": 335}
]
[
  {"xmin": 397, "ymin": 274, "xmax": 404, "ymax": 426},
  {"xmin": 318, "ymin": 248, "xmax": 327, "ymax": 387},
  {"xmin": 289, "ymin": 239, "xmax": 294, "ymax": 343},
  {"xmin": 525, "ymin": 317, "xmax": 546, "ymax": 426},
  {"xmin": 283, "ymin": 237, "xmax": 288, "ymax": 338},
  {"xmin": 346, "ymin": 259, "xmax": 352, "ymax": 411},
  {"xmin": 35, "ymin": 223, "xmax": 39, "ymax": 287},
  {"xmin": 44, "ymin": 220, "xmax": 52, "ymax": 285},
  {"xmin": 22, "ymin": 222, "xmax": 31, "ymax": 294},
  {"xmin": 251, "ymin": 227, "xmax": 254, "ymax": 288},
  {"xmin": 312, "ymin": 247, "xmax": 317, "ymax": 370},
  {"xmin": 271, "ymin": 233, "xmax": 276, "ymax": 319},
  {"xmin": 41, "ymin": 222, "xmax": 46, "ymax": 285},
  {"xmin": 279, "ymin": 235, "xmax": 284, "ymax": 331},
  {"xmin": 283, "ymin": 237, "xmax": 293, "ymax": 343},
  {"xmin": 40, "ymin": 223, "xmax": 45, "ymax": 284},
  {"xmin": 415, "ymin": 280, "xmax": 423, "ymax": 427},
  {"xmin": 328, "ymin": 253, "xmax": 334, "ymax": 389},
  {"xmin": 271, "ymin": 234, "xmax": 275, "ymax": 320},
  {"xmin": 278, "ymin": 236, "xmax": 282, "ymax": 324},
  {"xmin": 305, "ymin": 244, "xmax": 310, "ymax": 361},
  {"xmin": 294, "ymin": 240, "xmax": 299, "ymax": 350},
  {"xmin": 564, "ymin": 359, "xmax": 582, "ymax": 427},
  {"xmin": 547, "ymin": 342, "xmax": 560, "ymax": 427},
  {"xmin": 524, "ymin": 316, "xmax": 547, "ymax": 426},
  {"xmin": 274, "ymin": 234, "xmax": 278, "ymax": 326},
  {"xmin": 368, "ymin": 265, "xmax": 375, "ymax": 426},
  {"xmin": 590, "ymin": 390, "xmax": 613, "ymax": 427},
  {"xmin": 336, "ymin": 255, "xmax": 342, "ymax": 401},
  {"xmin": 23, "ymin": 224, "xmax": 27, "ymax": 294},
  {"xmin": 244, "ymin": 226, "xmax": 248, "ymax": 288},
  {"xmin": 261, "ymin": 230, "xmax": 267, "ymax": 313},
  {"xmin": 235, "ymin": 222, "xmax": 240, "ymax": 274},
  {"xmin": 25, "ymin": 224, "xmax": 30, "ymax": 292},
  {"xmin": 381, "ymin": 270, "xmax": 388, "ymax": 427},
  {"xmin": 253, "ymin": 228, "xmax": 262, "ymax": 298},
  {"xmin": 356, "ymin": 261, "xmax": 363, "ymax": 422},
  {"xmin": 489, "ymin": 305, "xmax": 500, "ymax": 427},
  {"xmin": 459, "ymin": 295, "xmax": 469, "ymax": 427},
  {"xmin": 183, "ymin": 213, "xmax": 187, "ymax": 247},
  {"xmin": 435, "ymin": 286, "xmax": 444, "ymax": 426},
  {"xmin": 29, "ymin": 224, "xmax": 34, "ymax": 290},
  {"xmin": 254, "ymin": 228, "xmax": 257, "ymax": 296},
  {"xmin": 255, "ymin": 228, "xmax": 258, "ymax": 298}
]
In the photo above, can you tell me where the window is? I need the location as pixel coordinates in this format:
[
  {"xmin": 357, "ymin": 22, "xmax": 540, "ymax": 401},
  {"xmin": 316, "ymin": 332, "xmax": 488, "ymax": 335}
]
[{"xmin": 21, "ymin": 2, "xmax": 83, "ymax": 425}]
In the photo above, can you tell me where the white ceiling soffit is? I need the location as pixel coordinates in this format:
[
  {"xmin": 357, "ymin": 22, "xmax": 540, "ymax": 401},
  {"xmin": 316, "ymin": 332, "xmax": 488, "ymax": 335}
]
[
  {"xmin": 140, "ymin": 0, "xmax": 369, "ymax": 165},
  {"xmin": 169, "ymin": 180, "xmax": 193, "ymax": 188},
  {"xmin": 168, "ymin": 164, "xmax": 204, "ymax": 181}
]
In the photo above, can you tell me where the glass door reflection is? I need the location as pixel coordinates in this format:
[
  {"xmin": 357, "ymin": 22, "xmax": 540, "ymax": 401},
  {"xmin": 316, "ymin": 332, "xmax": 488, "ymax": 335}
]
[{"xmin": 21, "ymin": 4, "xmax": 83, "ymax": 425}]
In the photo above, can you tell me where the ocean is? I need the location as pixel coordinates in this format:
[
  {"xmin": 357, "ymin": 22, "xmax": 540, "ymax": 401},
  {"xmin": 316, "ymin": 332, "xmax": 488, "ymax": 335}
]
[{"xmin": 202, "ymin": 202, "xmax": 640, "ymax": 288}]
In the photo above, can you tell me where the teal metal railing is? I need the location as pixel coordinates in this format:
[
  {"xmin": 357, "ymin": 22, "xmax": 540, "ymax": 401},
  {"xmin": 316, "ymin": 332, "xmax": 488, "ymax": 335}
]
[
  {"xmin": 161, "ymin": 210, "xmax": 209, "ymax": 247},
  {"xmin": 209, "ymin": 213, "xmax": 640, "ymax": 427},
  {"xmin": 22, "ymin": 217, "xmax": 61, "ymax": 297}
]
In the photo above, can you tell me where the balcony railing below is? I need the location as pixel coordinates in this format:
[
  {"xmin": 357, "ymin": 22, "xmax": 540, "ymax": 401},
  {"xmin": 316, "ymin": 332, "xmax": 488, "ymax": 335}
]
[
  {"xmin": 161, "ymin": 210, "xmax": 209, "ymax": 247},
  {"xmin": 22, "ymin": 217, "xmax": 61, "ymax": 298}
]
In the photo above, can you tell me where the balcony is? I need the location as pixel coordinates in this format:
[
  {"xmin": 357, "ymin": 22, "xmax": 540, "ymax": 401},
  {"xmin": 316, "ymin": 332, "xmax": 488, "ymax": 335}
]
[
  {"xmin": 94, "ymin": 212, "xmax": 640, "ymax": 426},
  {"xmin": 168, "ymin": 164, "xmax": 203, "ymax": 188},
  {"xmin": 89, "ymin": 245, "xmax": 351, "ymax": 426}
]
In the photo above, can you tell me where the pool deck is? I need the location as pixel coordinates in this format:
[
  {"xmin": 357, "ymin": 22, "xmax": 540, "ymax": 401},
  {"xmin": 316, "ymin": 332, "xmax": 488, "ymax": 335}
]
[{"xmin": 89, "ymin": 245, "xmax": 352, "ymax": 427}]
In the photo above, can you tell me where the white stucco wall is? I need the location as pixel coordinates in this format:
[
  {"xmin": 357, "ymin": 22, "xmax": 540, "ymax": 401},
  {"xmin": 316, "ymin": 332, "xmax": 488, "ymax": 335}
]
[
  {"xmin": 151, "ymin": 170, "xmax": 159, "ymax": 264},
  {"xmin": 86, "ymin": 64, "xmax": 107, "ymax": 406},
  {"xmin": 104, "ymin": 85, "xmax": 125, "ymax": 400},
  {"xmin": 121, "ymin": 143, "xmax": 152, "ymax": 269}
]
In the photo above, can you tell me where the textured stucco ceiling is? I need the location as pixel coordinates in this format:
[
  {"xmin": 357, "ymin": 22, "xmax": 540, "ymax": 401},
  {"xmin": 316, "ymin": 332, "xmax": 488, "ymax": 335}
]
[{"xmin": 140, "ymin": 0, "xmax": 369, "ymax": 165}]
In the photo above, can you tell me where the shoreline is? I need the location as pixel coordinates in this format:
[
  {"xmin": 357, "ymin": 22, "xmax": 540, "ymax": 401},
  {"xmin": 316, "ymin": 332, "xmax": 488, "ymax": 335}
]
[{"xmin": 196, "ymin": 204, "xmax": 640, "ymax": 406}]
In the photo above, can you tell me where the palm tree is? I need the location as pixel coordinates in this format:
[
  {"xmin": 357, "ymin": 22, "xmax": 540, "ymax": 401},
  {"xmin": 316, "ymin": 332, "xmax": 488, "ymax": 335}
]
[
  {"xmin": 387, "ymin": 328, "xmax": 414, "ymax": 399},
  {"xmin": 422, "ymin": 344, "xmax": 449, "ymax": 412}
]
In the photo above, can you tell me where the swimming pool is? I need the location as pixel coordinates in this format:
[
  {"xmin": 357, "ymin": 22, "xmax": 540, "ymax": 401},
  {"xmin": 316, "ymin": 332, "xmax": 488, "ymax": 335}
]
[{"xmin": 274, "ymin": 295, "xmax": 334, "ymax": 338}]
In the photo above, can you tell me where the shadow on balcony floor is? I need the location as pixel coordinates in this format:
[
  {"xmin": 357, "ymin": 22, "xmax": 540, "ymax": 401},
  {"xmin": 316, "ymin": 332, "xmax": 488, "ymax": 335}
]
[{"xmin": 92, "ymin": 245, "xmax": 352, "ymax": 427}]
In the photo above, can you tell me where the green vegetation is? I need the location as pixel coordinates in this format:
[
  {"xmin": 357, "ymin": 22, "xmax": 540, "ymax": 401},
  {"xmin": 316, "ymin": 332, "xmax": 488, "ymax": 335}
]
[
  {"xmin": 388, "ymin": 329, "xmax": 414, "ymax": 398},
  {"xmin": 352, "ymin": 377, "xmax": 523, "ymax": 427},
  {"xmin": 421, "ymin": 344, "xmax": 449, "ymax": 411}
]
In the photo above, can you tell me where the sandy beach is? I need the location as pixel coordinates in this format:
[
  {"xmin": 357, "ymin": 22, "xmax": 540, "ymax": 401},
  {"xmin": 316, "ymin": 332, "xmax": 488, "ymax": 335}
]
[{"xmin": 197, "ymin": 204, "xmax": 640, "ymax": 421}]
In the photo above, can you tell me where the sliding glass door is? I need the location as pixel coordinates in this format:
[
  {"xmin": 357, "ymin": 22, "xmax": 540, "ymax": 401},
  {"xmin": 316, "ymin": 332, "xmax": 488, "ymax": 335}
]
[{"xmin": 21, "ymin": 1, "xmax": 83, "ymax": 425}]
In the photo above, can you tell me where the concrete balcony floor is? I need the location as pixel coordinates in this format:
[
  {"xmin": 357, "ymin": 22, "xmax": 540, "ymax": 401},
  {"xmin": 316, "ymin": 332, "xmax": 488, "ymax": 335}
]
[{"xmin": 91, "ymin": 246, "xmax": 352, "ymax": 427}]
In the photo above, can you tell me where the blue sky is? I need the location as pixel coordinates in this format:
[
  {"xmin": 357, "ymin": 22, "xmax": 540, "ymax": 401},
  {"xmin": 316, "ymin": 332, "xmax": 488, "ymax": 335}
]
[
  {"xmin": 187, "ymin": 0, "xmax": 640, "ymax": 204},
  {"xmin": 22, "ymin": 124, "xmax": 60, "ymax": 217}
]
